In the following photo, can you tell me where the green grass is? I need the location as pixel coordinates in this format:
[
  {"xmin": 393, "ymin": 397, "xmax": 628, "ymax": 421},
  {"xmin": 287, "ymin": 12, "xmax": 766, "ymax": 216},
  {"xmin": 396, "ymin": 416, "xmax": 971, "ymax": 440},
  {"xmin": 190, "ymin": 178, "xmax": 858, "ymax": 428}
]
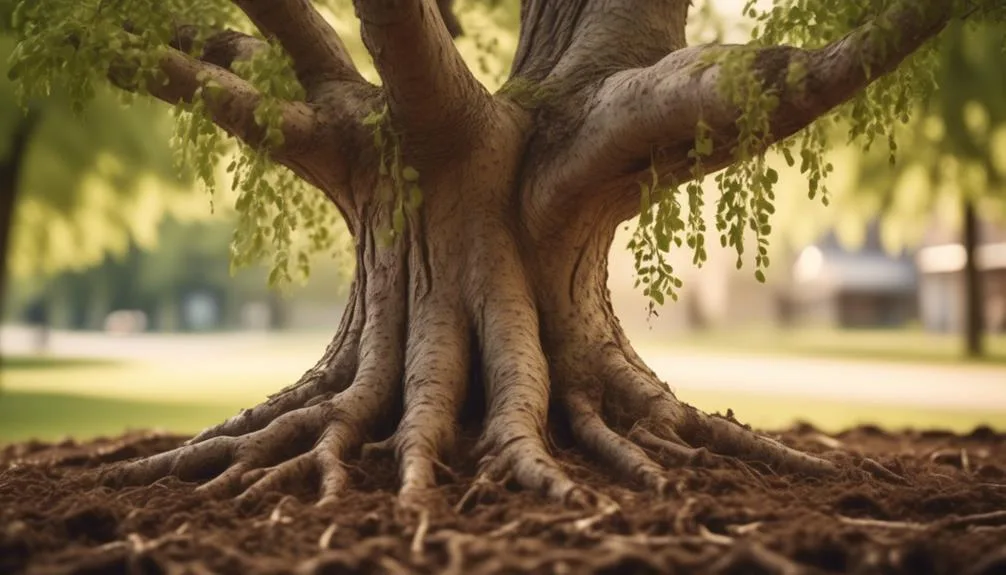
[
  {"xmin": 0, "ymin": 356, "xmax": 123, "ymax": 370},
  {"xmin": 0, "ymin": 385, "xmax": 999, "ymax": 444},
  {"xmin": 0, "ymin": 390, "xmax": 241, "ymax": 442},
  {"xmin": 681, "ymin": 389, "xmax": 1002, "ymax": 435},
  {"xmin": 1, "ymin": 339, "xmax": 1003, "ymax": 444},
  {"xmin": 659, "ymin": 327, "xmax": 1006, "ymax": 366},
  {"xmin": 0, "ymin": 355, "xmax": 300, "ymax": 404}
]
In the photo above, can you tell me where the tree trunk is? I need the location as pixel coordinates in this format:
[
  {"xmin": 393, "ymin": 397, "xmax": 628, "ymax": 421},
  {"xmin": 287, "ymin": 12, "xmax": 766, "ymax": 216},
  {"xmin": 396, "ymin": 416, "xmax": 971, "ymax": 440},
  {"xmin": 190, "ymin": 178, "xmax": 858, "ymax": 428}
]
[
  {"xmin": 0, "ymin": 110, "xmax": 41, "ymax": 328},
  {"xmin": 112, "ymin": 101, "xmax": 849, "ymax": 505},
  {"xmin": 962, "ymin": 198, "xmax": 985, "ymax": 358},
  {"xmin": 106, "ymin": 0, "xmax": 946, "ymax": 504}
]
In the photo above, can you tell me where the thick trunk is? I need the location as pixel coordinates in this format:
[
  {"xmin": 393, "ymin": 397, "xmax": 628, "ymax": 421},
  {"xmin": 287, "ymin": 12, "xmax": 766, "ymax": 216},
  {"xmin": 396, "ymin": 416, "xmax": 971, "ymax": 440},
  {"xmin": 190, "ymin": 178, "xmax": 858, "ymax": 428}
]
[
  {"xmin": 962, "ymin": 198, "xmax": 985, "ymax": 358},
  {"xmin": 112, "ymin": 100, "xmax": 868, "ymax": 505}
]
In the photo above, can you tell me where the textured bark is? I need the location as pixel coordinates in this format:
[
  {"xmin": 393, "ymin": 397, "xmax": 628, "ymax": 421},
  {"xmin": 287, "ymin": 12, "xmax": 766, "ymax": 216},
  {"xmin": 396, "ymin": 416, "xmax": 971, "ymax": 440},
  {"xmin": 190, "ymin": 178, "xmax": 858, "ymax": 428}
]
[
  {"xmin": 232, "ymin": 0, "xmax": 362, "ymax": 91},
  {"xmin": 107, "ymin": 0, "xmax": 957, "ymax": 505}
]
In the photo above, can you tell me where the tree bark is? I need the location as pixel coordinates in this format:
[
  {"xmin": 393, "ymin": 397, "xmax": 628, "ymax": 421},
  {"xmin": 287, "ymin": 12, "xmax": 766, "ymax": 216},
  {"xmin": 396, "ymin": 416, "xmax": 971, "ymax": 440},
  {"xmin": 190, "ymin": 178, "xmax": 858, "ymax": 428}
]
[
  {"xmin": 105, "ymin": 0, "xmax": 952, "ymax": 504},
  {"xmin": 962, "ymin": 198, "xmax": 985, "ymax": 358}
]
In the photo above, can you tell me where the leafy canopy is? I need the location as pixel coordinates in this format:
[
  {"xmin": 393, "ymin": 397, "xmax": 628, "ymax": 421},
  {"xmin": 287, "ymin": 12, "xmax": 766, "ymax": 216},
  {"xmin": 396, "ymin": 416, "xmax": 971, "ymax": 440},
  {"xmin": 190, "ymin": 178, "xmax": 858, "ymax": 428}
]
[
  {"xmin": 630, "ymin": 0, "xmax": 1005, "ymax": 310},
  {"xmin": 9, "ymin": 0, "xmax": 1006, "ymax": 304},
  {"xmin": 0, "ymin": 40, "xmax": 194, "ymax": 278},
  {"xmin": 838, "ymin": 19, "xmax": 1006, "ymax": 252}
]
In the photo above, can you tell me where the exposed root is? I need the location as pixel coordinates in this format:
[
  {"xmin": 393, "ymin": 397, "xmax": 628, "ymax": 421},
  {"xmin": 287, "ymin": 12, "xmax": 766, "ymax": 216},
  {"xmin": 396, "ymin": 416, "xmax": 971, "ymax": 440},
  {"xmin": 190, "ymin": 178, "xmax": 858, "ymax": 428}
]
[
  {"xmin": 187, "ymin": 285, "xmax": 365, "ymax": 446},
  {"xmin": 708, "ymin": 541, "xmax": 808, "ymax": 575},
  {"xmin": 837, "ymin": 510, "xmax": 1006, "ymax": 532},
  {"xmin": 106, "ymin": 241, "xmax": 407, "ymax": 505},
  {"xmin": 599, "ymin": 355, "xmax": 846, "ymax": 479},
  {"xmin": 107, "ymin": 385, "xmax": 389, "ymax": 505},
  {"xmin": 469, "ymin": 267, "xmax": 595, "ymax": 507},
  {"xmin": 565, "ymin": 394, "xmax": 671, "ymax": 495},
  {"xmin": 390, "ymin": 303, "xmax": 470, "ymax": 504},
  {"xmin": 481, "ymin": 434, "xmax": 594, "ymax": 507},
  {"xmin": 99, "ymin": 225, "xmax": 900, "ymax": 510},
  {"xmin": 455, "ymin": 471, "xmax": 507, "ymax": 514}
]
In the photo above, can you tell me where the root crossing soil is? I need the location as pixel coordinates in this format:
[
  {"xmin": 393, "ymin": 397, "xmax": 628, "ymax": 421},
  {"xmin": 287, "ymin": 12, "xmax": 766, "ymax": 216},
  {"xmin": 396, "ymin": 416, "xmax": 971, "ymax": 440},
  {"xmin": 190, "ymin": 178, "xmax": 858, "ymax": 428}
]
[{"xmin": 2, "ymin": 424, "xmax": 1006, "ymax": 575}]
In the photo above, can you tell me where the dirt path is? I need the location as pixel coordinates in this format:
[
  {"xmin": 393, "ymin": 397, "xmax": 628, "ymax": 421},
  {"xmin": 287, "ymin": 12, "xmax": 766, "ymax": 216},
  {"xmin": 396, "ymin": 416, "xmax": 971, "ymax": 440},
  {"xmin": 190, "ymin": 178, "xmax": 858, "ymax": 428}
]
[{"xmin": 2, "ymin": 425, "xmax": 1005, "ymax": 574}]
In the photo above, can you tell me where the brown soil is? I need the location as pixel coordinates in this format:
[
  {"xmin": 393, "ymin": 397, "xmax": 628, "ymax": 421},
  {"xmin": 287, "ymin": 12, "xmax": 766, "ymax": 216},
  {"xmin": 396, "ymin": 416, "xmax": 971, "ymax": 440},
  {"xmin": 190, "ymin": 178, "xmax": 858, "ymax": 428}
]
[{"xmin": 2, "ymin": 423, "xmax": 1005, "ymax": 575}]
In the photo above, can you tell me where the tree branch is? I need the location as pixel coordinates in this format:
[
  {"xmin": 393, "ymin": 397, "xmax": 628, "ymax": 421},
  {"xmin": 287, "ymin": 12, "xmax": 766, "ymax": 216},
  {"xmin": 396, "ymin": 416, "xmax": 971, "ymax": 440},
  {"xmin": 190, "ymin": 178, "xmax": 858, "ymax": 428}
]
[
  {"xmin": 231, "ymin": 0, "xmax": 364, "ymax": 93},
  {"xmin": 110, "ymin": 45, "xmax": 318, "ymax": 160},
  {"xmin": 535, "ymin": 2, "xmax": 954, "ymax": 227},
  {"xmin": 355, "ymin": 0, "xmax": 488, "ymax": 144},
  {"xmin": 167, "ymin": 25, "xmax": 268, "ymax": 71}
]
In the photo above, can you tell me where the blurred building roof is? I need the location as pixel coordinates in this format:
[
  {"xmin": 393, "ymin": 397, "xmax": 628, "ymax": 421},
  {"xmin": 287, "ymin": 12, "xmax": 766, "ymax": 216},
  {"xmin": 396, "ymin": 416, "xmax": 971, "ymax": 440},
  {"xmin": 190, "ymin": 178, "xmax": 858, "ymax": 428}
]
[
  {"xmin": 792, "ymin": 223, "xmax": 917, "ymax": 294},
  {"xmin": 917, "ymin": 242, "xmax": 1006, "ymax": 274}
]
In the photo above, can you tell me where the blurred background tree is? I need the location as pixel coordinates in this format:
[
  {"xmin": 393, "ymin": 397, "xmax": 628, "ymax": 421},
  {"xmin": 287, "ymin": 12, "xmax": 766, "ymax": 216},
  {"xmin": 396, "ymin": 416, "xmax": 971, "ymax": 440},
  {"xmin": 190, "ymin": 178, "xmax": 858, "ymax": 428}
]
[
  {"xmin": 837, "ymin": 21, "xmax": 1006, "ymax": 357},
  {"xmin": 0, "ymin": 0, "xmax": 197, "ymax": 328}
]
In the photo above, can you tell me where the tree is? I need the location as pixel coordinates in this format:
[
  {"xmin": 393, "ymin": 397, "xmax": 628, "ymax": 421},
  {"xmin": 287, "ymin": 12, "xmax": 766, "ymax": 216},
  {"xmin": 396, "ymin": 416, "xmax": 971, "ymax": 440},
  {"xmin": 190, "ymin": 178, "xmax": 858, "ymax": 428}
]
[
  {"xmin": 842, "ymin": 21, "xmax": 1006, "ymax": 357},
  {"xmin": 0, "ymin": 40, "xmax": 191, "ymax": 314},
  {"xmin": 11, "ymin": 0, "xmax": 999, "ymax": 505}
]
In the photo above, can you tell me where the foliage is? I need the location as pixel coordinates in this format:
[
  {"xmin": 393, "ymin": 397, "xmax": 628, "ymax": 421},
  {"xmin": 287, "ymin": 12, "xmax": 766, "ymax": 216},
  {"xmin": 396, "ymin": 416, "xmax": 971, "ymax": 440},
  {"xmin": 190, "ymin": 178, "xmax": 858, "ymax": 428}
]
[
  {"xmin": 362, "ymin": 104, "xmax": 424, "ymax": 245},
  {"xmin": 9, "ymin": 0, "xmax": 1006, "ymax": 305},
  {"xmin": 629, "ymin": 2, "xmax": 997, "ymax": 308},
  {"xmin": 843, "ymin": 19, "xmax": 1006, "ymax": 249},
  {"xmin": 0, "ymin": 42, "xmax": 192, "ymax": 278}
]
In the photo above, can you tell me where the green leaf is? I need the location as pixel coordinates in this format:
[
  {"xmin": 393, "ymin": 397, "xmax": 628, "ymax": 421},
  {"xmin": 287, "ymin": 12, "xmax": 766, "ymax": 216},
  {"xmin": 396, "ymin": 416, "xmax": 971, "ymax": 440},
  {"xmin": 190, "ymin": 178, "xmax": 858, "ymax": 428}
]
[
  {"xmin": 407, "ymin": 185, "xmax": 423, "ymax": 210},
  {"xmin": 402, "ymin": 165, "xmax": 420, "ymax": 182}
]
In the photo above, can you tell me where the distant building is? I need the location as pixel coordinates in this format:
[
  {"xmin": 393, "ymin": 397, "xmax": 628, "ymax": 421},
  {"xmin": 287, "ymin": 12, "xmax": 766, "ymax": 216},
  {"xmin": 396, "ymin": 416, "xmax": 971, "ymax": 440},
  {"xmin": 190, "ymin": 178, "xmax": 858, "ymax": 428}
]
[
  {"xmin": 916, "ymin": 221, "xmax": 1006, "ymax": 333},
  {"xmin": 785, "ymin": 225, "xmax": 918, "ymax": 328}
]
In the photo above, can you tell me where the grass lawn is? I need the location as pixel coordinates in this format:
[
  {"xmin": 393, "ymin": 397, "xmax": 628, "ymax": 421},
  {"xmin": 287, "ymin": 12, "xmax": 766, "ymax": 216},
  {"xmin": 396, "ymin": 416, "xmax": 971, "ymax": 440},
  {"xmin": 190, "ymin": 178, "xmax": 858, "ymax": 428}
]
[
  {"xmin": 0, "ymin": 390, "xmax": 240, "ymax": 442},
  {"xmin": 1, "ymin": 356, "xmax": 1000, "ymax": 443},
  {"xmin": 658, "ymin": 327, "xmax": 1006, "ymax": 366}
]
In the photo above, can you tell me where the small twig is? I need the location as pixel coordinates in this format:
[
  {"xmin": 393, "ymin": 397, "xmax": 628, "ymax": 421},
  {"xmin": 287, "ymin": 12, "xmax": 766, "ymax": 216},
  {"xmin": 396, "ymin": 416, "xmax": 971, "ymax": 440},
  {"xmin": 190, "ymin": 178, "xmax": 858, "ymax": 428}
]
[
  {"xmin": 269, "ymin": 496, "xmax": 295, "ymax": 525},
  {"xmin": 126, "ymin": 533, "xmax": 148, "ymax": 554},
  {"xmin": 431, "ymin": 458, "xmax": 460, "ymax": 483},
  {"xmin": 433, "ymin": 530, "xmax": 474, "ymax": 575},
  {"xmin": 941, "ymin": 510, "xmax": 1006, "ymax": 530},
  {"xmin": 572, "ymin": 499, "xmax": 620, "ymax": 532},
  {"xmin": 488, "ymin": 520, "xmax": 521, "ymax": 538},
  {"xmin": 455, "ymin": 473, "xmax": 503, "ymax": 514},
  {"xmin": 810, "ymin": 433, "xmax": 843, "ymax": 450},
  {"xmin": 318, "ymin": 523, "xmax": 338, "ymax": 550},
  {"xmin": 410, "ymin": 510, "xmax": 430, "ymax": 556},
  {"xmin": 698, "ymin": 524, "xmax": 734, "ymax": 546},
  {"xmin": 674, "ymin": 497, "xmax": 697, "ymax": 534},
  {"xmin": 838, "ymin": 516, "xmax": 928, "ymax": 531},
  {"xmin": 92, "ymin": 540, "xmax": 129, "ymax": 554},
  {"xmin": 839, "ymin": 511, "xmax": 1006, "ymax": 533},
  {"xmin": 961, "ymin": 448, "xmax": 971, "ymax": 475},
  {"xmin": 728, "ymin": 521, "xmax": 763, "ymax": 536},
  {"xmin": 969, "ymin": 524, "xmax": 1006, "ymax": 534},
  {"xmin": 252, "ymin": 497, "xmax": 295, "ymax": 528},
  {"xmin": 604, "ymin": 533, "xmax": 731, "ymax": 548}
]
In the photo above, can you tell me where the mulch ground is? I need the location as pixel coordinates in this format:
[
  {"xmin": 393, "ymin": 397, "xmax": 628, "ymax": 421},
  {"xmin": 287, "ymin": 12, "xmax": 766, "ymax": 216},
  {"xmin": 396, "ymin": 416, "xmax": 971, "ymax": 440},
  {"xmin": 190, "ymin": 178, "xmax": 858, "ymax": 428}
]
[{"xmin": 2, "ymin": 423, "xmax": 1005, "ymax": 575}]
